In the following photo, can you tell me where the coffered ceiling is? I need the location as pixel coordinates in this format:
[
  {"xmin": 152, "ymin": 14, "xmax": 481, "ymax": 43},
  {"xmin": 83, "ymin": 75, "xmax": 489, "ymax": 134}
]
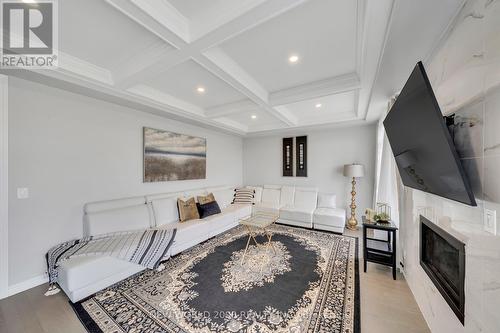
[{"xmin": 1, "ymin": 0, "xmax": 466, "ymax": 136}]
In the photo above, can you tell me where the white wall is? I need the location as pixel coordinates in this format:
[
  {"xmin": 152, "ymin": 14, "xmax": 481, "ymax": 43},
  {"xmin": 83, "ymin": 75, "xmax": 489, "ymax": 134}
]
[
  {"xmin": 243, "ymin": 125, "xmax": 376, "ymax": 215},
  {"xmin": 8, "ymin": 77, "xmax": 243, "ymax": 287}
]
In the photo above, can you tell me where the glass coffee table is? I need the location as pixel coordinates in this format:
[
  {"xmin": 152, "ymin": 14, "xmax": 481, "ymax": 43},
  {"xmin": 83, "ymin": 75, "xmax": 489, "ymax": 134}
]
[{"xmin": 239, "ymin": 213, "xmax": 279, "ymax": 270}]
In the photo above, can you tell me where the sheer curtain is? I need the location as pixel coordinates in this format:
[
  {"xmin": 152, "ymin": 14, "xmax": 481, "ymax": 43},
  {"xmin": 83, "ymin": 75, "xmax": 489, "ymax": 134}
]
[{"xmin": 373, "ymin": 97, "xmax": 404, "ymax": 267}]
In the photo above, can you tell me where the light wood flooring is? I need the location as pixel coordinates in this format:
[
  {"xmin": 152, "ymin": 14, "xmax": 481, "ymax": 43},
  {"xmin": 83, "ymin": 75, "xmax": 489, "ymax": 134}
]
[{"xmin": 0, "ymin": 229, "xmax": 430, "ymax": 333}]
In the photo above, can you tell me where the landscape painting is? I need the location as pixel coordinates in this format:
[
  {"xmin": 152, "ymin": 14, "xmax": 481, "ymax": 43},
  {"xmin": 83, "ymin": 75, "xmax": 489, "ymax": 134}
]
[{"xmin": 143, "ymin": 127, "xmax": 206, "ymax": 182}]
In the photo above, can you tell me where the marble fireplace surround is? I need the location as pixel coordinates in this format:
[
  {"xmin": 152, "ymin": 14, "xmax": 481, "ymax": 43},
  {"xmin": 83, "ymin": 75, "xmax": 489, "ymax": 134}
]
[{"xmin": 401, "ymin": 189, "xmax": 500, "ymax": 333}]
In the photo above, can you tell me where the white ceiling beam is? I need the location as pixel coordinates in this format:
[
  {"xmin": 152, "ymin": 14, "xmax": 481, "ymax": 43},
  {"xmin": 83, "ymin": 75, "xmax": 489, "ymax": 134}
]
[
  {"xmin": 112, "ymin": 0, "xmax": 309, "ymax": 89},
  {"xmin": 353, "ymin": 90, "xmax": 361, "ymax": 117},
  {"xmin": 355, "ymin": 0, "xmax": 367, "ymax": 77},
  {"xmin": 130, "ymin": 0, "xmax": 189, "ymax": 42},
  {"xmin": 269, "ymin": 73, "xmax": 361, "ymax": 106},
  {"xmin": 105, "ymin": 0, "xmax": 186, "ymax": 47},
  {"xmin": 108, "ymin": 40, "xmax": 171, "ymax": 82},
  {"xmin": 356, "ymin": 0, "xmax": 396, "ymax": 121},
  {"xmin": 205, "ymin": 100, "xmax": 258, "ymax": 118},
  {"xmin": 190, "ymin": 0, "xmax": 309, "ymax": 49},
  {"xmin": 273, "ymin": 106, "xmax": 298, "ymax": 125},
  {"xmin": 105, "ymin": 0, "xmax": 190, "ymax": 86},
  {"xmin": 194, "ymin": 55, "xmax": 296, "ymax": 126},
  {"xmin": 202, "ymin": 47, "xmax": 269, "ymax": 102},
  {"xmin": 54, "ymin": 51, "xmax": 114, "ymax": 85},
  {"xmin": 127, "ymin": 85, "xmax": 205, "ymax": 116},
  {"xmin": 212, "ymin": 117, "xmax": 249, "ymax": 133},
  {"xmin": 114, "ymin": 48, "xmax": 190, "ymax": 89},
  {"xmin": 189, "ymin": 0, "xmax": 268, "ymax": 41},
  {"xmin": 247, "ymin": 118, "xmax": 370, "ymax": 138}
]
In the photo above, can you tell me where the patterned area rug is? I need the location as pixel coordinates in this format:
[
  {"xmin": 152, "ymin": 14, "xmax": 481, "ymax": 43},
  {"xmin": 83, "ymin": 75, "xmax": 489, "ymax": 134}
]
[{"xmin": 72, "ymin": 225, "xmax": 360, "ymax": 333}]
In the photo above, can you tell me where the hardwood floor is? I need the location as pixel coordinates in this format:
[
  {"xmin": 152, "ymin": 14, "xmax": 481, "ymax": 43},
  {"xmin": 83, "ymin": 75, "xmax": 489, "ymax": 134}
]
[
  {"xmin": 344, "ymin": 228, "xmax": 431, "ymax": 333},
  {"xmin": 0, "ymin": 230, "xmax": 430, "ymax": 333}
]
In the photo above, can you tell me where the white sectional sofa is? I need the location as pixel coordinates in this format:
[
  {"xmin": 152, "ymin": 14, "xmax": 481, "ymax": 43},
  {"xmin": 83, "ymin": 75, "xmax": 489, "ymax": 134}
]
[
  {"xmin": 251, "ymin": 185, "xmax": 346, "ymax": 233},
  {"xmin": 59, "ymin": 185, "xmax": 250, "ymax": 303},
  {"xmin": 57, "ymin": 184, "xmax": 345, "ymax": 303}
]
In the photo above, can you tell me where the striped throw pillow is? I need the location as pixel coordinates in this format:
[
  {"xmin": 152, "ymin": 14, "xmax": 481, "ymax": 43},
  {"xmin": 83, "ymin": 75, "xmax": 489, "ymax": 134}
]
[{"xmin": 232, "ymin": 188, "xmax": 255, "ymax": 205}]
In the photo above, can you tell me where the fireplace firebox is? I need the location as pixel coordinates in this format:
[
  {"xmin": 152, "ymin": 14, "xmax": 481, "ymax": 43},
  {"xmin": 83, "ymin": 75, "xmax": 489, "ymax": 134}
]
[{"xmin": 420, "ymin": 215, "xmax": 465, "ymax": 324}]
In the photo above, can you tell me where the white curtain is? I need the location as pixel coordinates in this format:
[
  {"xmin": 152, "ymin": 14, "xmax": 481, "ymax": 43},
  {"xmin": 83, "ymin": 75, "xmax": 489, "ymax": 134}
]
[
  {"xmin": 373, "ymin": 98, "xmax": 403, "ymax": 266},
  {"xmin": 376, "ymin": 126, "xmax": 400, "ymax": 229}
]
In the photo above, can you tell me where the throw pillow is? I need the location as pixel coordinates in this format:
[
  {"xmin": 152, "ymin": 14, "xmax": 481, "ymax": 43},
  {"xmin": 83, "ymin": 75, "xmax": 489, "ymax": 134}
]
[
  {"xmin": 177, "ymin": 197, "xmax": 200, "ymax": 222},
  {"xmin": 232, "ymin": 188, "xmax": 255, "ymax": 204},
  {"xmin": 247, "ymin": 186, "xmax": 263, "ymax": 203},
  {"xmin": 197, "ymin": 193, "xmax": 215, "ymax": 205},
  {"xmin": 197, "ymin": 201, "xmax": 222, "ymax": 219}
]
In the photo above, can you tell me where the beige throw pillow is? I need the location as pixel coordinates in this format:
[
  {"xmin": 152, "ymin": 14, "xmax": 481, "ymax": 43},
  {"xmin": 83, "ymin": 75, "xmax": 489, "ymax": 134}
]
[
  {"xmin": 177, "ymin": 197, "xmax": 200, "ymax": 222},
  {"xmin": 197, "ymin": 193, "xmax": 215, "ymax": 205}
]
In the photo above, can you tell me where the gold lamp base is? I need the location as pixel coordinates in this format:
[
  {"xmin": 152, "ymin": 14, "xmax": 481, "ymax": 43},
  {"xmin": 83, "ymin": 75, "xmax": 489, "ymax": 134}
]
[
  {"xmin": 347, "ymin": 177, "xmax": 358, "ymax": 230},
  {"xmin": 343, "ymin": 164, "xmax": 364, "ymax": 231},
  {"xmin": 347, "ymin": 216, "xmax": 358, "ymax": 230}
]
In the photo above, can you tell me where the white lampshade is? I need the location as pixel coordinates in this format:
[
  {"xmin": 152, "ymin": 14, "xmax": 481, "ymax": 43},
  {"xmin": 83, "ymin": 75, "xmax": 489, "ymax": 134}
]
[{"xmin": 343, "ymin": 164, "xmax": 365, "ymax": 178}]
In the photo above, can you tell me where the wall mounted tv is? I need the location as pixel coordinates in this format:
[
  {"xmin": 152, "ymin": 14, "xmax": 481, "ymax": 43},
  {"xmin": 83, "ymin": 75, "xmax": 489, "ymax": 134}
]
[{"xmin": 383, "ymin": 62, "xmax": 476, "ymax": 206}]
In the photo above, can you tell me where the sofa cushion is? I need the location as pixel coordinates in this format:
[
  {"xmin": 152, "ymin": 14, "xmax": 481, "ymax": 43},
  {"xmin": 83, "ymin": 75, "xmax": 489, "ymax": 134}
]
[
  {"xmin": 150, "ymin": 196, "xmax": 179, "ymax": 226},
  {"xmin": 158, "ymin": 219, "xmax": 210, "ymax": 246},
  {"xmin": 294, "ymin": 188, "xmax": 318, "ymax": 209},
  {"xmin": 317, "ymin": 193, "xmax": 337, "ymax": 209},
  {"xmin": 280, "ymin": 205, "xmax": 315, "ymax": 223},
  {"xmin": 197, "ymin": 201, "xmax": 221, "ymax": 218},
  {"xmin": 264, "ymin": 184, "xmax": 282, "ymax": 190},
  {"xmin": 184, "ymin": 189, "xmax": 207, "ymax": 201},
  {"xmin": 223, "ymin": 204, "xmax": 252, "ymax": 221},
  {"xmin": 204, "ymin": 212, "xmax": 236, "ymax": 237},
  {"xmin": 58, "ymin": 255, "xmax": 143, "ymax": 292},
  {"xmin": 197, "ymin": 193, "xmax": 215, "ymax": 205},
  {"xmin": 84, "ymin": 197, "xmax": 146, "ymax": 214},
  {"xmin": 280, "ymin": 186, "xmax": 295, "ymax": 206},
  {"xmin": 262, "ymin": 187, "xmax": 281, "ymax": 204},
  {"xmin": 177, "ymin": 197, "xmax": 200, "ymax": 222},
  {"xmin": 211, "ymin": 188, "xmax": 234, "ymax": 209},
  {"xmin": 314, "ymin": 208, "xmax": 346, "ymax": 227},
  {"xmin": 253, "ymin": 202, "xmax": 281, "ymax": 215},
  {"xmin": 84, "ymin": 204, "xmax": 151, "ymax": 237},
  {"xmin": 247, "ymin": 186, "xmax": 263, "ymax": 203}
]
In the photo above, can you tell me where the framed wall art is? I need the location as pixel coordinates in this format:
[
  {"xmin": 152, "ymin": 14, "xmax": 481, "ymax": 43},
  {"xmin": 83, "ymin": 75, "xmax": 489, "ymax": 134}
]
[
  {"xmin": 143, "ymin": 127, "xmax": 206, "ymax": 182},
  {"xmin": 283, "ymin": 137, "xmax": 293, "ymax": 177},
  {"xmin": 296, "ymin": 135, "xmax": 307, "ymax": 177}
]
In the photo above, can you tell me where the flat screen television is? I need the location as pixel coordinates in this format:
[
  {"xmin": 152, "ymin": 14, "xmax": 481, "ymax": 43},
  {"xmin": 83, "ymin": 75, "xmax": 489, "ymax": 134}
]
[{"xmin": 383, "ymin": 62, "xmax": 476, "ymax": 206}]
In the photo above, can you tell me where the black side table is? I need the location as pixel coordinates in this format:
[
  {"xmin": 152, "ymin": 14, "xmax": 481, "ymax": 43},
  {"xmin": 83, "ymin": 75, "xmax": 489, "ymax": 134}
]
[{"xmin": 362, "ymin": 216, "xmax": 398, "ymax": 280}]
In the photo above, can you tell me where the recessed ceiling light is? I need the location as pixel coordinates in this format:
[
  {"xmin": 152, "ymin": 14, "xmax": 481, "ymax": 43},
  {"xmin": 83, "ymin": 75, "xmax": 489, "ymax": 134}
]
[
  {"xmin": 315, "ymin": 103, "xmax": 322, "ymax": 108},
  {"xmin": 196, "ymin": 86, "xmax": 205, "ymax": 93},
  {"xmin": 288, "ymin": 55, "xmax": 299, "ymax": 63},
  {"xmin": 251, "ymin": 115, "xmax": 257, "ymax": 119}
]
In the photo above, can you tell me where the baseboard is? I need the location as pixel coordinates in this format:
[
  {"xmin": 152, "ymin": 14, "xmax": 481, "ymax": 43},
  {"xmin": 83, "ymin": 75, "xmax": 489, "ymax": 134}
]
[{"xmin": 7, "ymin": 274, "xmax": 48, "ymax": 297}]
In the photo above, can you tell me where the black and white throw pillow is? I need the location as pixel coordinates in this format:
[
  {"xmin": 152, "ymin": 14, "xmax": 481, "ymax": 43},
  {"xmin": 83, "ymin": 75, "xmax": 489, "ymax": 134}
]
[
  {"xmin": 232, "ymin": 188, "xmax": 255, "ymax": 204},
  {"xmin": 196, "ymin": 201, "xmax": 221, "ymax": 219}
]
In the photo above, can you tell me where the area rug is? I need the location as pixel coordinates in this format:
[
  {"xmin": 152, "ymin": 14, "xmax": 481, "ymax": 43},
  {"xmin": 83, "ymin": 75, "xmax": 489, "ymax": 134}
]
[{"xmin": 72, "ymin": 225, "xmax": 360, "ymax": 333}]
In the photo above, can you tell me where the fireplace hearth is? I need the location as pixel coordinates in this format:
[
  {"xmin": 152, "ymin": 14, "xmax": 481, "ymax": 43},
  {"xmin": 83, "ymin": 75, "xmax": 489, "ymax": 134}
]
[{"xmin": 420, "ymin": 215, "xmax": 465, "ymax": 324}]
